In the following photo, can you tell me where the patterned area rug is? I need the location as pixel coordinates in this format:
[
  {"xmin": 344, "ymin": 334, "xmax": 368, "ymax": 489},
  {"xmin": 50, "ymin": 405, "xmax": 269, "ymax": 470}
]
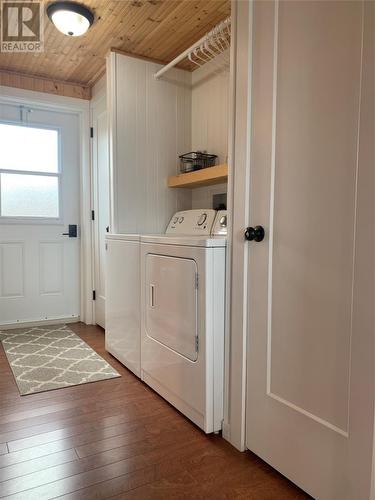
[{"xmin": 0, "ymin": 324, "xmax": 120, "ymax": 395}]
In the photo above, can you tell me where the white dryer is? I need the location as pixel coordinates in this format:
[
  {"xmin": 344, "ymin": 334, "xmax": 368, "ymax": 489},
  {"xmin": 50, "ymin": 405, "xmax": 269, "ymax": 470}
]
[{"xmin": 140, "ymin": 209, "xmax": 226, "ymax": 433}]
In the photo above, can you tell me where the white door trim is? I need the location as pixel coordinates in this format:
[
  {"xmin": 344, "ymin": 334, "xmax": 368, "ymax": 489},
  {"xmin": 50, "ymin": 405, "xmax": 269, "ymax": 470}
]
[
  {"xmin": 222, "ymin": 0, "xmax": 254, "ymax": 451},
  {"xmin": 90, "ymin": 79, "xmax": 108, "ymax": 327},
  {"xmin": 0, "ymin": 85, "xmax": 94, "ymax": 325},
  {"xmin": 106, "ymin": 52, "xmax": 117, "ymax": 235}
]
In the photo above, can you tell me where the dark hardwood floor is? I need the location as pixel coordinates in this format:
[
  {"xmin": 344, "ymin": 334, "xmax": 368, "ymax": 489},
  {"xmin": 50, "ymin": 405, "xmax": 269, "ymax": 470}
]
[{"xmin": 0, "ymin": 323, "xmax": 310, "ymax": 499}]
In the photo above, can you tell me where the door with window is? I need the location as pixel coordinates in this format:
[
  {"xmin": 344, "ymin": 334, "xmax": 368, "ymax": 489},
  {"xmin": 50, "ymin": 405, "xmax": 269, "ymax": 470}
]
[{"xmin": 0, "ymin": 102, "xmax": 80, "ymax": 326}]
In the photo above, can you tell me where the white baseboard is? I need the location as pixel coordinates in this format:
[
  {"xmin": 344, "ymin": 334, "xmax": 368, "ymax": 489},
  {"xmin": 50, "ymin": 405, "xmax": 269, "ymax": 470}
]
[{"xmin": 0, "ymin": 317, "xmax": 80, "ymax": 330}]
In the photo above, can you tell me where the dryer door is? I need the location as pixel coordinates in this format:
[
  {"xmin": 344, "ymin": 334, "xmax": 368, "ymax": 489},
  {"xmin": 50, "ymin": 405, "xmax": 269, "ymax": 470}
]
[{"xmin": 145, "ymin": 254, "xmax": 198, "ymax": 362}]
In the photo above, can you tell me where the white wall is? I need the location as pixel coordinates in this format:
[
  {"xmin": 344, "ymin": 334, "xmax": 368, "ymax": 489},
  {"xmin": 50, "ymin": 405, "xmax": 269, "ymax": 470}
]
[
  {"xmin": 107, "ymin": 52, "xmax": 192, "ymax": 234},
  {"xmin": 191, "ymin": 53, "xmax": 230, "ymax": 209},
  {"xmin": 191, "ymin": 52, "xmax": 229, "ymax": 164},
  {"xmin": 191, "ymin": 182, "xmax": 227, "ymax": 209},
  {"xmin": 91, "ymin": 75, "xmax": 106, "ymax": 101}
]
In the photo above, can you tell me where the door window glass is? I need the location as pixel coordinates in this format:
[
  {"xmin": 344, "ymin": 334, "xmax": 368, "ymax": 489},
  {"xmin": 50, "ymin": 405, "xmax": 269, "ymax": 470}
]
[{"xmin": 0, "ymin": 123, "xmax": 60, "ymax": 220}]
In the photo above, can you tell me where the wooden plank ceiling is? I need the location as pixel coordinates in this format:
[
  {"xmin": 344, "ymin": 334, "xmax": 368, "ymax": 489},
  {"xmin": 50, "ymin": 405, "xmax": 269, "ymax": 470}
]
[{"xmin": 0, "ymin": 0, "xmax": 230, "ymax": 99}]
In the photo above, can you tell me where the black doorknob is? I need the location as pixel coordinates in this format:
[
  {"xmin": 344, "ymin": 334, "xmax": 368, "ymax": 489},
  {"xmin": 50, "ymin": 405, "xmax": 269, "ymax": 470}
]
[
  {"xmin": 244, "ymin": 226, "xmax": 265, "ymax": 242},
  {"xmin": 62, "ymin": 224, "xmax": 78, "ymax": 238}
]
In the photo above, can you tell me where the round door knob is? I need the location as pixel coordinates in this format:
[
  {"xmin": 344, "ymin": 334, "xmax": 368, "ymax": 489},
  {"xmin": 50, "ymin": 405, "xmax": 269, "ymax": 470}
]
[{"xmin": 244, "ymin": 226, "xmax": 265, "ymax": 242}]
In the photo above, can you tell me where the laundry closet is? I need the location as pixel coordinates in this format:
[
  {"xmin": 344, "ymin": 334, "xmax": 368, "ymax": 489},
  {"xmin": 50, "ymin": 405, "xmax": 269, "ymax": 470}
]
[
  {"xmin": 94, "ymin": 18, "xmax": 232, "ymax": 435},
  {"xmin": 106, "ymin": 43, "xmax": 230, "ymax": 234}
]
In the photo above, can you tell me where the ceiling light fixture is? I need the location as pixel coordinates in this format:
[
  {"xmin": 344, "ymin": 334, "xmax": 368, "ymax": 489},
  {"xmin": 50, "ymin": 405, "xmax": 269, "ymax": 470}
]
[{"xmin": 47, "ymin": 1, "xmax": 94, "ymax": 37}]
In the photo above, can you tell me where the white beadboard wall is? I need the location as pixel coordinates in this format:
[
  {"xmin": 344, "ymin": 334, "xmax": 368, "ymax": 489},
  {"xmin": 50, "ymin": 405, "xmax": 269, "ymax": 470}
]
[
  {"xmin": 192, "ymin": 55, "xmax": 229, "ymax": 164},
  {"xmin": 191, "ymin": 54, "xmax": 229, "ymax": 209},
  {"xmin": 192, "ymin": 182, "xmax": 228, "ymax": 210},
  {"xmin": 107, "ymin": 52, "xmax": 192, "ymax": 234},
  {"xmin": 91, "ymin": 75, "xmax": 106, "ymax": 101}
]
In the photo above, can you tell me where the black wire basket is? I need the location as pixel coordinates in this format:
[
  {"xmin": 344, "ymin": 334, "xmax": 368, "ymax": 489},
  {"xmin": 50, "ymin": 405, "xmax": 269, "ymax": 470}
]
[{"xmin": 179, "ymin": 152, "xmax": 217, "ymax": 173}]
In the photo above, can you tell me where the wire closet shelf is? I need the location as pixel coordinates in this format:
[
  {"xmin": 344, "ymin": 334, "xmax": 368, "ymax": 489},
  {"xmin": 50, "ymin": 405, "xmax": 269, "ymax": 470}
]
[{"xmin": 154, "ymin": 17, "xmax": 231, "ymax": 80}]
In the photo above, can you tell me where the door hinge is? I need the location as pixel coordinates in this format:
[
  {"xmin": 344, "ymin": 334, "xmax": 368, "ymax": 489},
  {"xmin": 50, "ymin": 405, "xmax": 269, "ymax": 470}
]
[
  {"xmin": 195, "ymin": 336, "xmax": 199, "ymax": 352},
  {"xmin": 195, "ymin": 273, "xmax": 199, "ymax": 289},
  {"xmin": 90, "ymin": 127, "xmax": 94, "ymax": 138},
  {"xmin": 91, "ymin": 210, "xmax": 95, "ymax": 221},
  {"xmin": 92, "ymin": 290, "xmax": 96, "ymax": 301}
]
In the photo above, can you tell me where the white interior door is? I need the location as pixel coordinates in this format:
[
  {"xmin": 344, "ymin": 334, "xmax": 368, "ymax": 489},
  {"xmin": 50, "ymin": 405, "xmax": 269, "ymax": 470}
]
[
  {"xmin": 0, "ymin": 102, "xmax": 80, "ymax": 326},
  {"xmin": 246, "ymin": 1, "xmax": 374, "ymax": 499},
  {"xmin": 91, "ymin": 95, "xmax": 109, "ymax": 328}
]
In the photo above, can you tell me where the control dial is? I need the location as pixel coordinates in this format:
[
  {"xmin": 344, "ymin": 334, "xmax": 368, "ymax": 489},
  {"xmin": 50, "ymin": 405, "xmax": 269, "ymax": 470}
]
[
  {"xmin": 197, "ymin": 213, "xmax": 207, "ymax": 226},
  {"xmin": 219, "ymin": 215, "xmax": 227, "ymax": 227}
]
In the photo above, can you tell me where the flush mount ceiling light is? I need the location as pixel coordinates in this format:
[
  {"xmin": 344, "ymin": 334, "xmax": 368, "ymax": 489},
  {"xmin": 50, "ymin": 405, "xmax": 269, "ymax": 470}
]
[{"xmin": 47, "ymin": 1, "xmax": 94, "ymax": 37}]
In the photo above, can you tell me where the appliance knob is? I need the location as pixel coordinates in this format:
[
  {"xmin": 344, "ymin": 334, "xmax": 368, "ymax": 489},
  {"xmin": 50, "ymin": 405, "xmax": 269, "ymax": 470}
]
[
  {"xmin": 219, "ymin": 215, "xmax": 227, "ymax": 227},
  {"xmin": 173, "ymin": 217, "xmax": 179, "ymax": 224},
  {"xmin": 197, "ymin": 213, "xmax": 207, "ymax": 226},
  {"xmin": 179, "ymin": 216, "xmax": 184, "ymax": 223}
]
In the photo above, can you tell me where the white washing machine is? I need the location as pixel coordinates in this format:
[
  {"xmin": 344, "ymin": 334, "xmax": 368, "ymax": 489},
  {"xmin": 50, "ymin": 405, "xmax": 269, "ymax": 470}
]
[
  {"xmin": 105, "ymin": 233, "xmax": 141, "ymax": 377},
  {"xmin": 140, "ymin": 209, "xmax": 227, "ymax": 433}
]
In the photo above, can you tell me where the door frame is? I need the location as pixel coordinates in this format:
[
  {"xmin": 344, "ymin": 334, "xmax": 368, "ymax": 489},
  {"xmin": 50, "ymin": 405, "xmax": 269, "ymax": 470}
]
[
  {"xmin": 223, "ymin": 0, "xmax": 254, "ymax": 452},
  {"xmin": 90, "ymin": 76, "xmax": 108, "ymax": 327},
  {"xmin": 0, "ymin": 84, "xmax": 94, "ymax": 325}
]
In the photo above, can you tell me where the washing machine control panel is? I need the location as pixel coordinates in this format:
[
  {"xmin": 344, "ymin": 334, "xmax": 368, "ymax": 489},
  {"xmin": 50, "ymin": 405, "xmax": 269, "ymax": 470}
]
[{"xmin": 166, "ymin": 209, "xmax": 217, "ymax": 235}]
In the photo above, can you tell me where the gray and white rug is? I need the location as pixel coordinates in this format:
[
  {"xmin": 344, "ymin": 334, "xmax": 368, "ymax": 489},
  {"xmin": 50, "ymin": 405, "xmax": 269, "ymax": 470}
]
[{"xmin": 0, "ymin": 324, "xmax": 120, "ymax": 395}]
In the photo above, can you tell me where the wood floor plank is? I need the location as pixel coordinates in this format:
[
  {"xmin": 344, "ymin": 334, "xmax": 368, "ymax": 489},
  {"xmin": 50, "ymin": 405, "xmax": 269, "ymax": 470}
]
[
  {"xmin": 0, "ymin": 423, "xmax": 201, "ymax": 496},
  {"xmin": 0, "ymin": 410, "xmax": 174, "ymax": 469},
  {"xmin": 0, "ymin": 383, "xmax": 162, "ymax": 444},
  {"xmin": 0, "ymin": 441, "xmax": 78, "ymax": 470},
  {"xmin": 0, "ymin": 391, "xmax": 164, "ymax": 436},
  {"xmin": 0, "ymin": 378, "xmax": 141, "ymax": 418},
  {"xmin": 0, "ymin": 397, "xmax": 170, "ymax": 446},
  {"xmin": 57, "ymin": 439, "xmax": 212, "ymax": 500},
  {"xmin": 8, "ymin": 412, "xmax": 178, "ymax": 457},
  {"xmin": 109, "ymin": 470, "xmax": 200, "ymax": 500},
  {"xmin": 7, "ymin": 408, "xmax": 173, "ymax": 453},
  {"xmin": 109, "ymin": 449, "xmax": 308, "ymax": 500},
  {"xmin": 0, "ymin": 449, "xmax": 78, "ymax": 482},
  {"xmin": 1, "ymin": 434, "xmax": 207, "ymax": 499},
  {"xmin": 0, "ymin": 454, "xmax": 147, "ymax": 498},
  {"xmin": 75, "ymin": 416, "xmax": 199, "ymax": 459},
  {"xmin": 0, "ymin": 375, "xmax": 131, "ymax": 407},
  {"xmin": 0, "ymin": 388, "xmax": 154, "ymax": 426},
  {"xmin": 0, "ymin": 323, "xmax": 309, "ymax": 500}
]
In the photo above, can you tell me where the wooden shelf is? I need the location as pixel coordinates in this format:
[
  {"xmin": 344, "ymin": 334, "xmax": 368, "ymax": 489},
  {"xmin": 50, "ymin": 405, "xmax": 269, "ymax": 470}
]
[{"xmin": 168, "ymin": 164, "xmax": 228, "ymax": 189}]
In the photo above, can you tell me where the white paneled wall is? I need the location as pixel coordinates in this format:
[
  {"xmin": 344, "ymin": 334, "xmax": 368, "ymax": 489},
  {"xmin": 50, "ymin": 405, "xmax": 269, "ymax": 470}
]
[
  {"xmin": 107, "ymin": 52, "xmax": 192, "ymax": 234},
  {"xmin": 91, "ymin": 75, "xmax": 106, "ymax": 100},
  {"xmin": 192, "ymin": 182, "xmax": 228, "ymax": 210},
  {"xmin": 192, "ymin": 54, "xmax": 229, "ymax": 164},
  {"xmin": 191, "ymin": 54, "xmax": 229, "ymax": 208}
]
